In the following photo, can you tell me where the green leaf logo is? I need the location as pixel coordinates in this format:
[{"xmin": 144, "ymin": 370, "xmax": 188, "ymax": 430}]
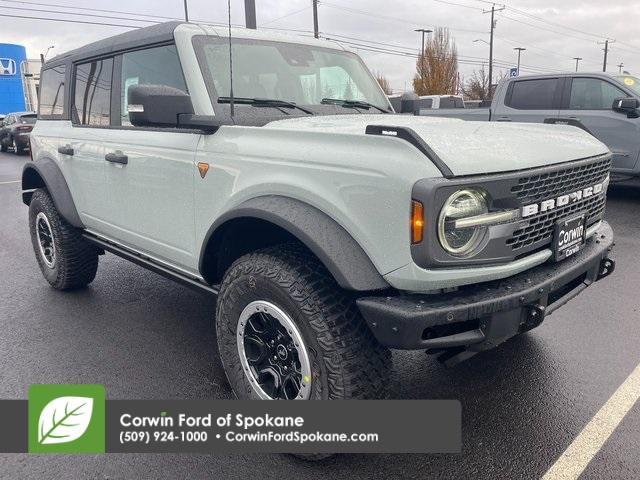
[{"xmin": 37, "ymin": 396, "xmax": 94, "ymax": 445}]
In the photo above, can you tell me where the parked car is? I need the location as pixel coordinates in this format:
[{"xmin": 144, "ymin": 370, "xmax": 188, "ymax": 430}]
[
  {"xmin": 415, "ymin": 73, "xmax": 640, "ymax": 182},
  {"xmin": 0, "ymin": 111, "xmax": 37, "ymax": 155},
  {"xmin": 388, "ymin": 93, "xmax": 466, "ymax": 113},
  {"xmin": 23, "ymin": 22, "xmax": 615, "ymax": 403}
]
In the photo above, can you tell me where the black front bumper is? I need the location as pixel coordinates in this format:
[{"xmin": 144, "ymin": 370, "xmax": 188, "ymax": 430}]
[{"xmin": 357, "ymin": 222, "xmax": 615, "ymax": 357}]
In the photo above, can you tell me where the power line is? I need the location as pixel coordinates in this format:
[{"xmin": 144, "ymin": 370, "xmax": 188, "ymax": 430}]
[
  {"xmin": 320, "ymin": 1, "xmax": 487, "ymax": 34},
  {"xmin": 0, "ymin": 11, "xmax": 143, "ymax": 28},
  {"xmin": 0, "ymin": 3, "xmax": 157, "ymax": 24},
  {"xmin": 0, "ymin": 0, "xmax": 177, "ymax": 21}
]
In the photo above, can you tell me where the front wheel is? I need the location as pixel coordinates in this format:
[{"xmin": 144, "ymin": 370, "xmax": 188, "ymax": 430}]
[{"xmin": 215, "ymin": 244, "xmax": 391, "ymax": 401}]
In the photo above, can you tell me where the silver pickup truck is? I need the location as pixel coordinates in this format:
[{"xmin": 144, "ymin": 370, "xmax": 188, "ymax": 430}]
[{"xmin": 415, "ymin": 73, "xmax": 640, "ymax": 182}]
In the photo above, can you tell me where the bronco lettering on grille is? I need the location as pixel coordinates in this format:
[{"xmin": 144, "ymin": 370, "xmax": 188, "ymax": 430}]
[{"xmin": 521, "ymin": 177, "xmax": 609, "ymax": 218}]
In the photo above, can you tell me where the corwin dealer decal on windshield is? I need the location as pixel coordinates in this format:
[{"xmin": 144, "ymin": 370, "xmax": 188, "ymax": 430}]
[{"xmin": 521, "ymin": 177, "xmax": 609, "ymax": 218}]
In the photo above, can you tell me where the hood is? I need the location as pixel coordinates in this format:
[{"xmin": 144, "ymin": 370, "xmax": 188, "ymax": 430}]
[{"xmin": 265, "ymin": 114, "xmax": 609, "ymax": 176}]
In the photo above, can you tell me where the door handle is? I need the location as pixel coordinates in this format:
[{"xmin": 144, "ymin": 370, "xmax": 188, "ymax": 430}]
[
  {"xmin": 105, "ymin": 151, "xmax": 128, "ymax": 165},
  {"xmin": 57, "ymin": 145, "xmax": 74, "ymax": 156}
]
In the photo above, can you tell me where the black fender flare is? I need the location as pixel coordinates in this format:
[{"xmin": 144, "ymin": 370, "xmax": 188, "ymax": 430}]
[
  {"xmin": 21, "ymin": 158, "xmax": 84, "ymax": 228},
  {"xmin": 200, "ymin": 196, "xmax": 390, "ymax": 291}
]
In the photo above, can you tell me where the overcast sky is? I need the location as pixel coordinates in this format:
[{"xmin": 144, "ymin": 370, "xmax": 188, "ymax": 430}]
[{"xmin": 2, "ymin": 0, "xmax": 639, "ymax": 92}]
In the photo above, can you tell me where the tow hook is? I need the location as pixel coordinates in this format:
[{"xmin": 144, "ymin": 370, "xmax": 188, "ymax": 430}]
[
  {"xmin": 522, "ymin": 304, "xmax": 545, "ymax": 332},
  {"xmin": 597, "ymin": 258, "xmax": 616, "ymax": 281}
]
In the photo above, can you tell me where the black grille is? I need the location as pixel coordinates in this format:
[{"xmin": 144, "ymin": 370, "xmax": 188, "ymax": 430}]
[
  {"xmin": 507, "ymin": 194, "xmax": 606, "ymax": 250},
  {"xmin": 510, "ymin": 157, "xmax": 611, "ymax": 204}
]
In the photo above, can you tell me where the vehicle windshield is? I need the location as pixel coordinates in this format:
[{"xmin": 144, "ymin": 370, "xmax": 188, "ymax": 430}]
[
  {"xmin": 193, "ymin": 36, "xmax": 390, "ymax": 112},
  {"xmin": 616, "ymin": 75, "xmax": 640, "ymax": 96}
]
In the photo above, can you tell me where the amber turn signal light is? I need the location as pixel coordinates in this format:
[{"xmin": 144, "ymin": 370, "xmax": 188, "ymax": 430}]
[{"xmin": 411, "ymin": 200, "xmax": 424, "ymax": 244}]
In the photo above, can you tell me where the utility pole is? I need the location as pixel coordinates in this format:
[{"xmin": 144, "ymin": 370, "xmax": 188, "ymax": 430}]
[
  {"xmin": 483, "ymin": 3, "xmax": 505, "ymax": 99},
  {"xmin": 617, "ymin": 62, "xmax": 624, "ymax": 73},
  {"xmin": 513, "ymin": 47, "xmax": 526, "ymax": 75},
  {"xmin": 573, "ymin": 57, "xmax": 582, "ymax": 72},
  {"xmin": 312, "ymin": 0, "xmax": 319, "ymax": 38},
  {"xmin": 244, "ymin": 0, "xmax": 256, "ymax": 29},
  {"xmin": 183, "ymin": 0, "xmax": 188, "ymax": 21},
  {"xmin": 599, "ymin": 39, "xmax": 615, "ymax": 72}
]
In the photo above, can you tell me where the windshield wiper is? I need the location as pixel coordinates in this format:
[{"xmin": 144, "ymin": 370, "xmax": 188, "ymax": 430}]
[
  {"xmin": 321, "ymin": 98, "xmax": 390, "ymax": 113},
  {"xmin": 218, "ymin": 97, "xmax": 314, "ymax": 115}
]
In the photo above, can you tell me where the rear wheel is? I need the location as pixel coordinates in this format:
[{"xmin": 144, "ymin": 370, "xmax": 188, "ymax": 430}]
[
  {"xmin": 29, "ymin": 189, "xmax": 99, "ymax": 290},
  {"xmin": 0, "ymin": 139, "xmax": 7, "ymax": 152},
  {"xmin": 13, "ymin": 138, "xmax": 24, "ymax": 155},
  {"xmin": 216, "ymin": 243, "xmax": 391, "ymax": 401}
]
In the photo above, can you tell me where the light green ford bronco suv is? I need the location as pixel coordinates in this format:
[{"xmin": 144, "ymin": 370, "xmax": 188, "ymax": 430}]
[{"xmin": 23, "ymin": 22, "xmax": 615, "ymax": 401}]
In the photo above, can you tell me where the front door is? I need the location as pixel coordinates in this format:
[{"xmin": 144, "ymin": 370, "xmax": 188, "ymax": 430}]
[
  {"xmin": 560, "ymin": 76, "xmax": 640, "ymax": 173},
  {"xmin": 100, "ymin": 44, "xmax": 200, "ymax": 272}
]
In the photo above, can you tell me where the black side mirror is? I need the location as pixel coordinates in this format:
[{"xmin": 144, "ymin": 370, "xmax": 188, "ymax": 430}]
[
  {"xmin": 128, "ymin": 84, "xmax": 195, "ymax": 128},
  {"xmin": 612, "ymin": 97, "xmax": 640, "ymax": 118}
]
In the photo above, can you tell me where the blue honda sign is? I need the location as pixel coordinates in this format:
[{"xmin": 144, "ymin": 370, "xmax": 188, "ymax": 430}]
[
  {"xmin": 0, "ymin": 43, "xmax": 27, "ymax": 114},
  {"xmin": 509, "ymin": 67, "xmax": 519, "ymax": 77}
]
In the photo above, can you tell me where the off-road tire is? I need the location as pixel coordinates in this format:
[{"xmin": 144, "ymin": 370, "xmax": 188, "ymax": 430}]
[
  {"xmin": 216, "ymin": 243, "xmax": 391, "ymax": 401},
  {"xmin": 29, "ymin": 189, "xmax": 99, "ymax": 290}
]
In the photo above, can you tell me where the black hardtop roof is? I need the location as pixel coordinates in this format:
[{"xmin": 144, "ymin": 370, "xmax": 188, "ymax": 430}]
[{"xmin": 43, "ymin": 21, "xmax": 184, "ymax": 69}]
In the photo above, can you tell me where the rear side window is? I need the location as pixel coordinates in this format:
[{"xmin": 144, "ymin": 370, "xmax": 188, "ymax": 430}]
[
  {"xmin": 119, "ymin": 45, "xmax": 186, "ymax": 126},
  {"xmin": 39, "ymin": 65, "xmax": 66, "ymax": 118},
  {"xmin": 19, "ymin": 114, "xmax": 37, "ymax": 124},
  {"xmin": 73, "ymin": 58, "xmax": 113, "ymax": 126},
  {"xmin": 439, "ymin": 97, "xmax": 464, "ymax": 108},
  {"xmin": 507, "ymin": 78, "xmax": 558, "ymax": 110}
]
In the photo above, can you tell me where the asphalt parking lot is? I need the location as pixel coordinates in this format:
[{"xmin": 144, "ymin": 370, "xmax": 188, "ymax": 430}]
[{"xmin": 0, "ymin": 151, "xmax": 638, "ymax": 479}]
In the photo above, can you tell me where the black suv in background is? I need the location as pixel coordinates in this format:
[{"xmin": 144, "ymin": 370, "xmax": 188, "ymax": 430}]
[{"xmin": 0, "ymin": 112, "xmax": 37, "ymax": 155}]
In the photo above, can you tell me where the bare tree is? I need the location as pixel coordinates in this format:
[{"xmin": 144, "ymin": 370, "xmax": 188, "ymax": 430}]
[
  {"xmin": 412, "ymin": 27, "xmax": 459, "ymax": 95},
  {"xmin": 374, "ymin": 72, "xmax": 393, "ymax": 95},
  {"xmin": 461, "ymin": 65, "xmax": 490, "ymax": 100}
]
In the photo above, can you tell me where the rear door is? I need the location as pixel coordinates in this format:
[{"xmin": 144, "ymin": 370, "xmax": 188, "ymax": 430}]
[
  {"xmin": 63, "ymin": 57, "xmax": 114, "ymax": 228},
  {"xmin": 559, "ymin": 76, "xmax": 640, "ymax": 172},
  {"xmin": 493, "ymin": 77, "xmax": 561, "ymax": 123}
]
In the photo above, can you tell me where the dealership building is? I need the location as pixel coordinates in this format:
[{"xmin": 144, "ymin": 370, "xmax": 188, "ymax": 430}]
[{"xmin": 0, "ymin": 43, "xmax": 40, "ymax": 115}]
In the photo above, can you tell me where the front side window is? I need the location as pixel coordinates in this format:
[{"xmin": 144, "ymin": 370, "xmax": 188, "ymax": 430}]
[
  {"xmin": 568, "ymin": 77, "xmax": 628, "ymax": 110},
  {"xmin": 508, "ymin": 78, "xmax": 558, "ymax": 110},
  {"xmin": 73, "ymin": 58, "xmax": 113, "ymax": 126},
  {"xmin": 193, "ymin": 36, "xmax": 389, "ymax": 112},
  {"xmin": 120, "ymin": 45, "xmax": 187, "ymax": 126},
  {"xmin": 39, "ymin": 65, "xmax": 66, "ymax": 118}
]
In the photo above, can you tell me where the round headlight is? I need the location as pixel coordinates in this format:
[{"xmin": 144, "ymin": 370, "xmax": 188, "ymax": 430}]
[{"xmin": 438, "ymin": 189, "xmax": 488, "ymax": 256}]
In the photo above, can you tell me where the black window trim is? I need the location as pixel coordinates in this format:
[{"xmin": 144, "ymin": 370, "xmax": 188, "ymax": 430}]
[{"xmin": 560, "ymin": 75, "xmax": 631, "ymax": 111}]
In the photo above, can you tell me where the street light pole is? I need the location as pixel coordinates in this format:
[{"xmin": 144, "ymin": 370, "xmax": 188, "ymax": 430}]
[
  {"xmin": 414, "ymin": 28, "xmax": 432, "ymax": 88},
  {"xmin": 183, "ymin": 0, "xmax": 188, "ymax": 21},
  {"xmin": 618, "ymin": 62, "xmax": 624, "ymax": 73},
  {"xmin": 573, "ymin": 57, "xmax": 582, "ymax": 72},
  {"xmin": 414, "ymin": 28, "xmax": 432, "ymax": 57},
  {"xmin": 514, "ymin": 47, "xmax": 526, "ymax": 75}
]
